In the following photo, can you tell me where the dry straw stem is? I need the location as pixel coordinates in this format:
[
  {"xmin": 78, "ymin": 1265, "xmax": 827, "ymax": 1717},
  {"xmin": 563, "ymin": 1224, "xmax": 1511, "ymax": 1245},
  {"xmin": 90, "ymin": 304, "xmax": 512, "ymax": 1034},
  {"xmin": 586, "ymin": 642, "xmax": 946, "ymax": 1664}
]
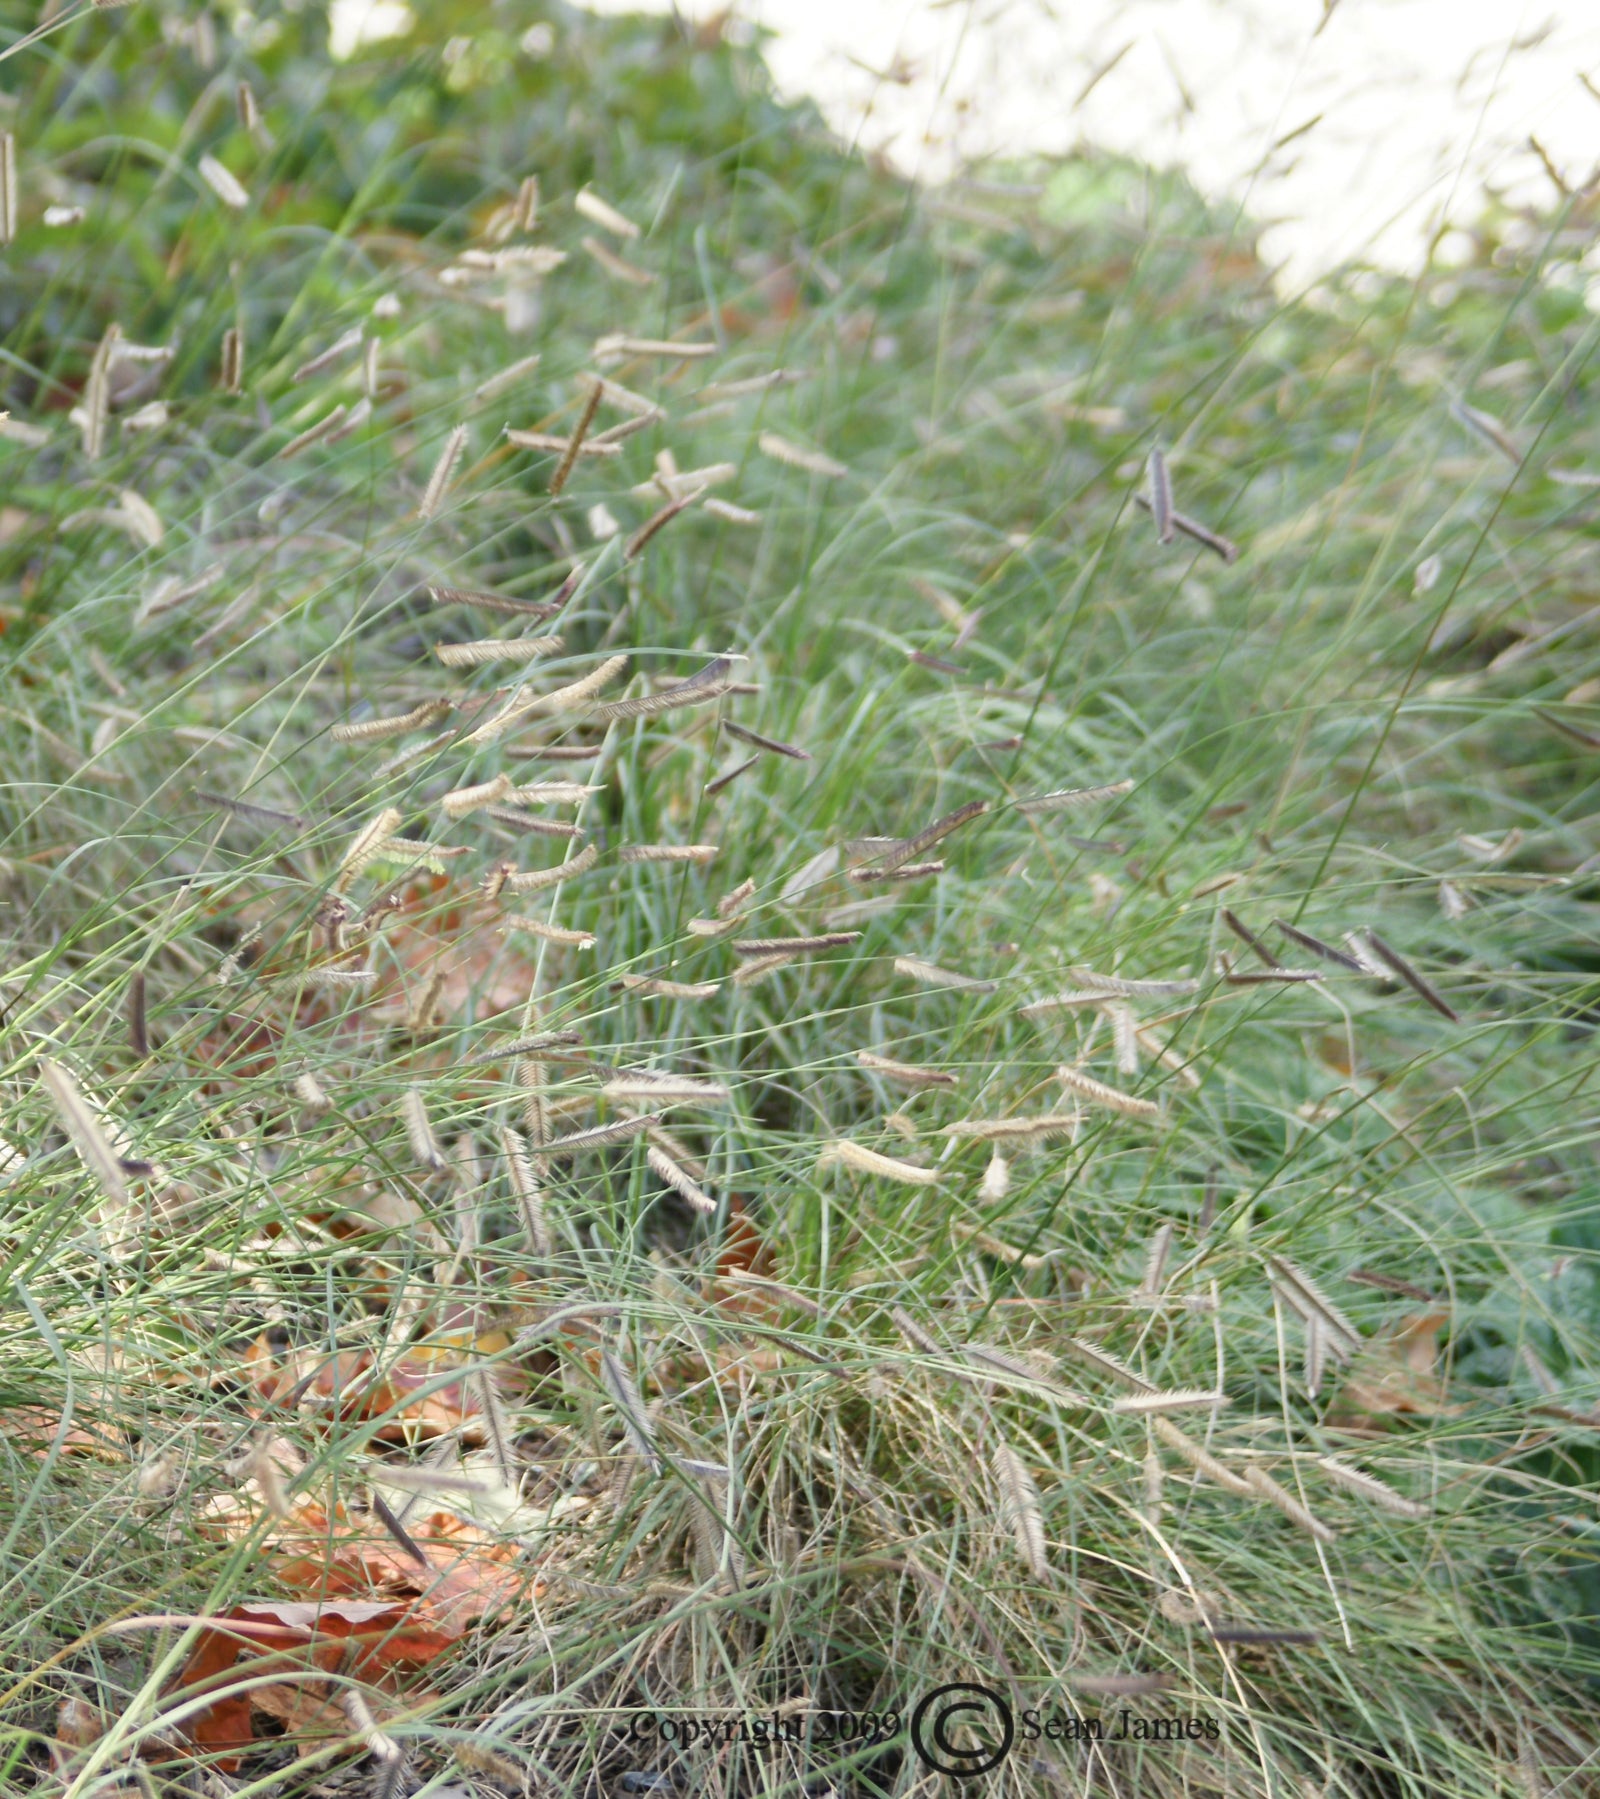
[
  {"xmin": 1222, "ymin": 906, "xmax": 1282, "ymax": 968},
  {"xmin": 818, "ymin": 1140, "xmax": 940, "ymax": 1186},
  {"xmin": 503, "ymin": 1122, "xmax": 554, "ymax": 1252},
  {"xmin": 758, "ymin": 432, "xmax": 847, "ymax": 477},
  {"xmin": 119, "ymin": 489, "xmax": 164, "ymax": 547},
  {"xmin": 856, "ymin": 1050, "xmax": 957, "ymax": 1088},
  {"xmin": 464, "ymin": 653, "xmax": 629, "ymax": 742},
  {"xmin": 706, "ymin": 756, "xmax": 758, "ymax": 794},
  {"xmin": 507, "ymin": 782, "xmax": 594, "ymax": 804},
  {"xmin": 1141, "ymin": 1221, "xmax": 1174, "ymax": 1296},
  {"xmin": 331, "ymin": 699, "xmax": 453, "ymax": 743},
  {"xmin": 293, "ymin": 1071, "xmax": 331, "ymax": 1114},
  {"xmin": 722, "ymin": 720, "xmax": 810, "ymax": 760},
  {"xmin": 1267, "ymin": 1254, "xmax": 1362, "ymax": 1358},
  {"xmin": 339, "ymin": 1687, "xmax": 401, "ymax": 1766},
  {"xmin": 198, "ymin": 152, "xmax": 248, "ymax": 209},
  {"xmin": 0, "ymin": 132, "xmax": 15, "ymax": 247},
  {"xmin": 581, "ymin": 236, "xmax": 655, "ymax": 285},
  {"xmin": 734, "ymin": 932, "xmax": 860, "ymax": 957},
  {"xmin": 429, "ymin": 575, "xmax": 574, "ymax": 618},
  {"xmin": 1244, "ymin": 1465, "xmax": 1337, "ymax": 1544},
  {"xmin": 441, "ymin": 773, "xmax": 513, "ymax": 817},
  {"xmin": 594, "ymin": 656, "xmax": 738, "ymax": 722},
  {"xmin": 403, "ymin": 1086, "xmax": 447, "ymax": 1172},
  {"xmin": 1271, "ymin": 917, "xmax": 1364, "ymax": 972},
  {"xmin": 1068, "ymin": 968, "xmax": 1199, "ymax": 999},
  {"xmin": 1015, "ymin": 779, "xmax": 1135, "ymax": 813},
  {"xmin": 292, "ymin": 325, "xmax": 364, "ymax": 383},
  {"xmin": 1151, "ymin": 1416, "xmax": 1254, "ymax": 1496},
  {"xmin": 0, "ymin": 413, "xmax": 50, "ymax": 446},
  {"xmin": 704, "ymin": 497, "xmax": 760, "ymax": 525},
  {"xmin": 599, "ymin": 1349, "xmax": 661, "ymax": 1471},
  {"xmin": 894, "ymin": 956, "xmax": 996, "ymax": 992},
  {"xmin": 1055, "ymin": 1064, "xmax": 1161, "ymax": 1120},
  {"xmin": 1133, "ymin": 492, "xmax": 1240, "ymax": 561},
  {"xmin": 279, "ymin": 404, "xmax": 348, "ymax": 459},
  {"xmin": 594, "ymin": 334, "xmax": 717, "ymax": 362},
  {"xmin": 625, "ymin": 489, "xmax": 704, "ymax": 561},
  {"xmin": 474, "ymin": 352, "xmax": 541, "ymax": 403},
  {"xmin": 891, "ymin": 1307, "xmax": 944, "ymax": 1354},
  {"xmin": 993, "ymin": 1441, "xmax": 1051, "ymax": 1580},
  {"xmin": 542, "ymin": 1114, "xmax": 658, "ymax": 1157},
  {"xmin": 592, "ymin": 374, "xmax": 662, "ymax": 417},
  {"xmin": 1111, "ymin": 1389, "xmax": 1229, "ymax": 1414},
  {"xmin": 620, "ymin": 974, "xmax": 722, "ymax": 999},
  {"xmin": 549, "ymin": 377, "xmax": 604, "ymax": 495},
  {"xmin": 81, "ymin": 322, "xmax": 122, "ymax": 458},
  {"xmin": 646, "ymin": 1144, "xmax": 715, "ymax": 1212},
  {"xmin": 487, "ymin": 808, "xmax": 585, "ymax": 838},
  {"xmin": 199, "ymin": 795, "xmax": 309, "ymax": 834},
  {"xmin": 592, "ymin": 414, "xmax": 661, "ymax": 448},
  {"xmin": 38, "ymin": 1057, "xmax": 128, "ymax": 1211},
  {"xmin": 1315, "ymin": 1457, "xmax": 1430, "ymax": 1518},
  {"xmin": 867, "ymin": 799, "xmax": 988, "ymax": 873},
  {"xmin": 335, "ymin": 806, "xmax": 402, "ymax": 888},
  {"xmin": 127, "ymin": 970, "xmax": 148, "ymax": 1058},
  {"xmin": 718, "ymin": 878, "xmax": 757, "ymax": 916},
  {"xmin": 511, "ymin": 170, "xmax": 543, "ymax": 228},
  {"xmin": 502, "ymin": 916, "xmax": 596, "ymax": 948},
  {"xmin": 473, "ymin": 1368, "xmax": 518, "ymax": 1487},
  {"xmin": 943, "ymin": 1113, "xmax": 1082, "ymax": 1143},
  {"xmin": 602, "ymin": 1076, "xmax": 730, "ymax": 1105},
  {"xmin": 418, "ymin": 423, "xmax": 468, "ymax": 518},
  {"xmin": 1060, "ymin": 1334, "xmax": 1156, "ymax": 1392},
  {"xmin": 499, "ymin": 844, "xmax": 600, "ymax": 892},
  {"xmin": 407, "ymin": 968, "xmax": 446, "ymax": 1034},
  {"xmin": 617, "ymin": 844, "xmax": 718, "ymax": 864},
  {"xmin": 1451, "ymin": 398, "xmax": 1521, "ymax": 463},
  {"xmin": 856, "ymin": 859, "xmax": 943, "ymax": 881},
  {"xmin": 1361, "ymin": 929, "xmax": 1461, "ymax": 1022},
  {"xmin": 1147, "ymin": 446, "xmax": 1175, "ymax": 543},
  {"xmin": 434, "ymin": 635, "xmax": 564, "ymax": 667},
  {"xmin": 505, "ymin": 429, "xmax": 620, "ymax": 458},
  {"xmin": 574, "ymin": 185, "xmax": 640, "ymax": 239}
]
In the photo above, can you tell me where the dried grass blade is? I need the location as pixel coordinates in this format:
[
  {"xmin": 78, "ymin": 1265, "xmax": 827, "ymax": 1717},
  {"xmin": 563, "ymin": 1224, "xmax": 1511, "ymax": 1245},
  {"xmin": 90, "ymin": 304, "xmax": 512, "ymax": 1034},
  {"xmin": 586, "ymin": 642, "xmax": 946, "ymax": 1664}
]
[
  {"xmin": 402, "ymin": 1086, "xmax": 447, "ymax": 1172},
  {"xmin": 549, "ymin": 378, "xmax": 603, "ymax": 496},
  {"xmin": 543, "ymin": 1115, "xmax": 657, "ymax": 1157},
  {"xmin": 856, "ymin": 1050, "xmax": 957, "ymax": 1088},
  {"xmin": 818, "ymin": 1141, "xmax": 939, "ymax": 1186},
  {"xmin": 1055, "ymin": 1065, "xmax": 1160, "ymax": 1120},
  {"xmin": 894, "ymin": 956, "xmax": 996, "ymax": 993},
  {"xmin": 418, "ymin": 423, "xmax": 468, "ymax": 519},
  {"xmin": 647, "ymin": 1144, "xmax": 715, "ymax": 1213},
  {"xmin": 1267, "ymin": 1254, "xmax": 1362, "ymax": 1356},
  {"xmin": 593, "ymin": 656, "xmax": 737, "ymax": 723},
  {"xmin": 1271, "ymin": 918, "xmax": 1363, "ymax": 972},
  {"xmin": 722, "ymin": 720, "xmax": 810, "ymax": 761},
  {"xmin": 1111, "ymin": 1389, "xmax": 1228, "ymax": 1414},
  {"xmin": 39, "ymin": 1058, "xmax": 128, "ymax": 1211},
  {"xmin": 1361, "ymin": 930, "xmax": 1461, "ymax": 1022},
  {"xmin": 599, "ymin": 1350, "xmax": 661, "ymax": 1471},
  {"xmin": 992, "ymin": 1442, "xmax": 1050, "ymax": 1579},
  {"xmin": 1147, "ymin": 447, "xmax": 1175, "ymax": 543}
]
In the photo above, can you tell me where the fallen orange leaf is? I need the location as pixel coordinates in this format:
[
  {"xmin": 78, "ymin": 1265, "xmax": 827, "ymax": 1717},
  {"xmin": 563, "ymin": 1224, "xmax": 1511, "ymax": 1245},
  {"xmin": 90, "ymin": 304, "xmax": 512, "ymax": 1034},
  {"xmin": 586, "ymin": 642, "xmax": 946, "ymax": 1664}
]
[{"xmin": 168, "ymin": 1599, "xmax": 461, "ymax": 1767}]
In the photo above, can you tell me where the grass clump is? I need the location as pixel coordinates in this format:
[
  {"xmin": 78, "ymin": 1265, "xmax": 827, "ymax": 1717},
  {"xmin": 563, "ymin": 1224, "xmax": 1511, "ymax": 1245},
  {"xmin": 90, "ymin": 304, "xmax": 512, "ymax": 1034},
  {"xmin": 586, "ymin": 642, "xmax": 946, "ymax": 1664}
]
[{"xmin": 1, "ymin": 1, "xmax": 1599, "ymax": 1795}]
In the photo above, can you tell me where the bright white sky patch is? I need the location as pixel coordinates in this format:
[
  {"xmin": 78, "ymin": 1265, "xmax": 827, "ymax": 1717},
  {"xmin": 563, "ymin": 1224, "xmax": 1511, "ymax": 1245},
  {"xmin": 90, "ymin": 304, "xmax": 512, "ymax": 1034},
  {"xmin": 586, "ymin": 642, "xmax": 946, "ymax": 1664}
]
[{"xmin": 574, "ymin": 0, "xmax": 1600, "ymax": 289}]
